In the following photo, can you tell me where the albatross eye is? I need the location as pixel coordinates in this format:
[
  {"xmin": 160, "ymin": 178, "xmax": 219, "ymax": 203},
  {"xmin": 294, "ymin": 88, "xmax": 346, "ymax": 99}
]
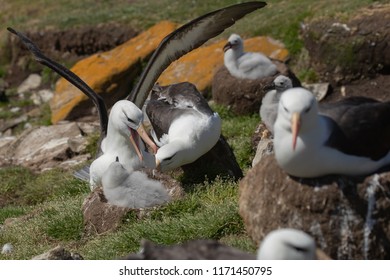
[
  {"xmin": 126, "ymin": 116, "xmax": 135, "ymax": 124},
  {"xmin": 304, "ymin": 106, "xmax": 311, "ymax": 113},
  {"xmin": 283, "ymin": 106, "xmax": 289, "ymax": 113}
]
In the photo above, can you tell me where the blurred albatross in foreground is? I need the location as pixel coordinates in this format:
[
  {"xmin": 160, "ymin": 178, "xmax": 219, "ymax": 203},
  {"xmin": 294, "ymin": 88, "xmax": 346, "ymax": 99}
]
[{"xmin": 257, "ymin": 228, "xmax": 317, "ymax": 260}]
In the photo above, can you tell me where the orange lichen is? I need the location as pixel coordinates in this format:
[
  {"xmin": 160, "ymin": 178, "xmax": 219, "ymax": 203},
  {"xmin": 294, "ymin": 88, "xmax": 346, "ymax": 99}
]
[
  {"xmin": 157, "ymin": 36, "xmax": 289, "ymax": 92},
  {"xmin": 51, "ymin": 21, "xmax": 178, "ymax": 124}
]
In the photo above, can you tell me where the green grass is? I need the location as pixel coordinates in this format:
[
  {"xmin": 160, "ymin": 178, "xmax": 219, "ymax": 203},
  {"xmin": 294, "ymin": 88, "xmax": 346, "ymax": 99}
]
[
  {"xmin": 0, "ymin": 0, "xmax": 384, "ymax": 260},
  {"xmin": 1, "ymin": 0, "xmax": 383, "ymax": 78},
  {"xmin": 0, "ymin": 174, "xmax": 256, "ymax": 260},
  {"xmin": 0, "ymin": 166, "xmax": 89, "ymax": 206}
]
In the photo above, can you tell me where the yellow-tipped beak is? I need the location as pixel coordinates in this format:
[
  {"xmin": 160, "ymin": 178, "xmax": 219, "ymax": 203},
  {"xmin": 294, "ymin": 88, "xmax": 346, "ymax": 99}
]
[
  {"xmin": 155, "ymin": 159, "xmax": 161, "ymax": 171},
  {"xmin": 137, "ymin": 124, "xmax": 158, "ymax": 154},
  {"xmin": 291, "ymin": 112, "xmax": 301, "ymax": 151},
  {"xmin": 129, "ymin": 129, "xmax": 143, "ymax": 162}
]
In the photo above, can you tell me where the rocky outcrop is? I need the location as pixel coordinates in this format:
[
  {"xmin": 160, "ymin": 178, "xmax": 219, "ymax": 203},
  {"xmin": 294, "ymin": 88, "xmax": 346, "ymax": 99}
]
[
  {"xmin": 82, "ymin": 187, "xmax": 131, "ymax": 235},
  {"xmin": 302, "ymin": 3, "xmax": 390, "ymax": 85},
  {"xmin": 212, "ymin": 63, "xmax": 300, "ymax": 115},
  {"xmin": 6, "ymin": 23, "xmax": 138, "ymax": 87},
  {"xmin": 50, "ymin": 21, "xmax": 178, "ymax": 124},
  {"xmin": 239, "ymin": 155, "xmax": 390, "ymax": 260},
  {"xmin": 0, "ymin": 121, "xmax": 99, "ymax": 171},
  {"xmin": 159, "ymin": 36, "xmax": 290, "ymax": 96}
]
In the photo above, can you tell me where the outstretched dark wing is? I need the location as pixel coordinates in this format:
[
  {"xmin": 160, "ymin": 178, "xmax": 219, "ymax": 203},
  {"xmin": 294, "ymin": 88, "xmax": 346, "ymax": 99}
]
[
  {"xmin": 128, "ymin": 1, "xmax": 267, "ymax": 108},
  {"xmin": 7, "ymin": 27, "xmax": 109, "ymax": 137},
  {"xmin": 322, "ymin": 97, "xmax": 390, "ymax": 160}
]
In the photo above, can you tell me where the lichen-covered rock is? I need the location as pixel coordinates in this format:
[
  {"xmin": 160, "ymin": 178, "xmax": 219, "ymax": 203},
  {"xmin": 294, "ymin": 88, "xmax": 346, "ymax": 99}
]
[
  {"xmin": 239, "ymin": 155, "xmax": 390, "ymax": 260},
  {"xmin": 0, "ymin": 122, "xmax": 98, "ymax": 171},
  {"xmin": 302, "ymin": 4, "xmax": 390, "ymax": 84},
  {"xmin": 158, "ymin": 36, "xmax": 289, "ymax": 95},
  {"xmin": 50, "ymin": 21, "xmax": 178, "ymax": 123}
]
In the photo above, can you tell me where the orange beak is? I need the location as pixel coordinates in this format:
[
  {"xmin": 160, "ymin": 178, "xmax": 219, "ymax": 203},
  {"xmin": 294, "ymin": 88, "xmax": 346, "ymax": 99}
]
[
  {"xmin": 291, "ymin": 112, "xmax": 301, "ymax": 151},
  {"xmin": 155, "ymin": 158, "xmax": 161, "ymax": 171},
  {"xmin": 137, "ymin": 124, "xmax": 158, "ymax": 154},
  {"xmin": 129, "ymin": 128, "xmax": 143, "ymax": 162},
  {"xmin": 129, "ymin": 124, "xmax": 158, "ymax": 162}
]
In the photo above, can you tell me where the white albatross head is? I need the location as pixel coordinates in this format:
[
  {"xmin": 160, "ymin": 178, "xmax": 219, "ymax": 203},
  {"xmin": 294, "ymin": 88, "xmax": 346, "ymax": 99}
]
[
  {"xmin": 154, "ymin": 141, "xmax": 187, "ymax": 172},
  {"xmin": 276, "ymin": 88, "xmax": 318, "ymax": 150},
  {"xmin": 271, "ymin": 75, "xmax": 293, "ymax": 92},
  {"xmin": 257, "ymin": 228, "xmax": 317, "ymax": 260},
  {"xmin": 223, "ymin": 33, "xmax": 244, "ymax": 54},
  {"xmin": 108, "ymin": 100, "xmax": 158, "ymax": 160}
]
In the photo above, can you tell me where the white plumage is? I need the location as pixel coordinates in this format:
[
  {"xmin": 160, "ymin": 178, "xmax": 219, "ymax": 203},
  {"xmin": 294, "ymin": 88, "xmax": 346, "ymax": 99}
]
[
  {"xmin": 146, "ymin": 82, "xmax": 222, "ymax": 172},
  {"xmin": 223, "ymin": 33, "xmax": 277, "ymax": 80},
  {"xmin": 89, "ymin": 100, "xmax": 157, "ymax": 189},
  {"xmin": 155, "ymin": 112, "xmax": 221, "ymax": 172},
  {"xmin": 102, "ymin": 158, "xmax": 170, "ymax": 209},
  {"xmin": 274, "ymin": 88, "xmax": 390, "ymax": 178},
  {"xmin": 257, "ymin": 228, "xmax": 317, "ymax": 260},
  {"xmin": 260, "ymin": 75, "xmax": 293, "ymax": 133}
]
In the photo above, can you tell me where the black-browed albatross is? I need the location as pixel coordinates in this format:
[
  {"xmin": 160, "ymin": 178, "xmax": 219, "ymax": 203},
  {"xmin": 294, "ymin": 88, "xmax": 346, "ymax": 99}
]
[
  {"xmin": 7, "ymin": 28, "xmax": 158, "ymax": 189},
  {"xmin": 274, "ymin": 87, "xmax": 390, "ymax": 178},
  {"xmin": 8, "ymin": 2, "xmax": 267, "ymax": 183},
  {"xmin": 146, "ymin": 82, "xmax": 221, "ymax": 171},
  {"xmin": 257, "ymin": 228, "xmax": 317, "ymax": 260}
]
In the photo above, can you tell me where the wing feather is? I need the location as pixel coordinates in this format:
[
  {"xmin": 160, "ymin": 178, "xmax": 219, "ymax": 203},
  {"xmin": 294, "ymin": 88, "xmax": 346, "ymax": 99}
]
[{"xmin": 128, "ymin": 1, "xmax": 267, "ymax": 107}]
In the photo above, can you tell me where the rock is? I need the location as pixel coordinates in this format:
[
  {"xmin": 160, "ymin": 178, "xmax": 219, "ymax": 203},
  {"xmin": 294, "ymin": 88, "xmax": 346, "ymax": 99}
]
[
  {"xmin": 303, "ymin": 82, "xmax": 330, "ymax": 101},
  {"xmin": 0, "ymin": 122, "xmax": 92, "ymax": 171},
  {"xmin": 68, "ymin": 135, "xmax": 88, "ymax": 153},
  {"xmin": 0, "ymin": 115, "xmax": 28, "ymax": 133},
  {"xmin": 1, "ymin": 243, "xmax": 14, "ymax": 255},
  {"xmin": 50, "ymin": 21, "xmax": 178, "ymax": 124},
  {"xmin": 31, "ymin": 246, "xmax": 83, "ymax": 260},
  {"xmin": 31, "ymin": 89, "xmax": 54, "ymax": 105},
  {"xmin": 323, "ymin": 74, "xmax": 390, "ymax": 103},
  {"xmin": 158, "ymin": 36, "xmax": 289, "ymax": 96},
  {"xmin": 302, "ymin": 4, "xmax": 390, "ymax": 85},
  {"xmin": 181, "ymin": 135, "xmax": 244, "ymax": 182},
  {"xmin": 17, "ymin": 73, "xmax": 42, "ymax": 95},
  {"xmin": 123, "ymin": 239, "xmax": 255, "ymax": 260},
  {"xmin": 10, "ymin": 107, "xmax": 21, "ymax": 113},
  {"xmin": 251, "ymin": 123, "xmax": 273, "ymax": 167},
  {"xmin": 82, "ymin": 187, "xmax": 131, "ymax": 235},
  {"xmin": 0, "ymin": 136, "xmax": 16, "ymax": 150},
  {"xmin": 77, "ymin": 121, "xmax": 100, "ymax": 135},
  {"xmin": 82, "ymin": 172, "xmax": 183, "ymax": 235},
  {"xmin": 6, "ymin": 23, "xmax": 139, "ymax": 88},
  {"xmin": 212, "ymin": 64, "xmax": 300, "ymax": 115},
  {"xmin": 239, "ymin": 154, "xmax": 390, "ymax": 259}
]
